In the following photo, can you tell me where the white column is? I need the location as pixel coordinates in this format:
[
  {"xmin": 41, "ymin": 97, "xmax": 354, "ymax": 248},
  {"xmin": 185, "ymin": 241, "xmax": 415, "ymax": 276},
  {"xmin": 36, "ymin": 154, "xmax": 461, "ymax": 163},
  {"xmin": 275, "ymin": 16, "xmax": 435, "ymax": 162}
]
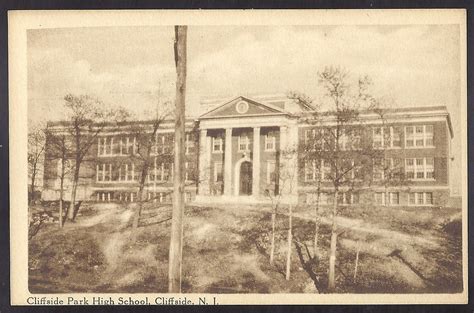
[
  {"xmin": 198, "ymin": 129, "xmax": 210, "ymax": 195},
  {"xmin": 224, "ymin": 128, "xmax": 233, "ymax": 195},
  {"xmin": 252, "ymin": 127, "xmax": 261, "ymax": 196}
]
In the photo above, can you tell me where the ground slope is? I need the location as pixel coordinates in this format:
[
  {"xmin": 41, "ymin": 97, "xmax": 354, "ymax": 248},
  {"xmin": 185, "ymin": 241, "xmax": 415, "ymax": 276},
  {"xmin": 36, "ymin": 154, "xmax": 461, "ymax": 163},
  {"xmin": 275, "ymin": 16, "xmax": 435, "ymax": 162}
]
[{"xmin": 28, "ymin": 202, "xmax": 462, "ymax": 293}]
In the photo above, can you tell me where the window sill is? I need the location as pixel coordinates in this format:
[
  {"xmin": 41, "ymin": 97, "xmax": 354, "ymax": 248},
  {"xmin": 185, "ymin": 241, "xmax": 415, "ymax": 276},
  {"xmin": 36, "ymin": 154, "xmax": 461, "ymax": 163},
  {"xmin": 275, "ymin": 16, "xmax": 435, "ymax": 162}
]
[
  {"xmin": 96, "ymin": 180, "xmax": 137, "ymax": 184},
  {"xmin": 404, "ymin": 146, "xmax": 436, "ymax": 150},
  {"xmin": 373, "ymin": 147, "xmax": 402, "ymax": 150},
  {"xmin": 98, "ymin": 154, "xmax": 126, "ymax": 157}
]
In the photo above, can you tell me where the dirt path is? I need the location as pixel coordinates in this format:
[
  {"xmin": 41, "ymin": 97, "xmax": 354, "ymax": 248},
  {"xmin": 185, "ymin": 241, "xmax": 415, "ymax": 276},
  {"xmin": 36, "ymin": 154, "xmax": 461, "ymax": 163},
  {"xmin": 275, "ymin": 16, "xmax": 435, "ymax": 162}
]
[
  {"xmin": 197, "ymin": 203, "xmax": 455, "ymax": 292},
  {"xmin": 204, "ymin": 203, "xmax": 440, "ymax": 248},
  {"xmin": 30, "ymin": 202, "xmax": 461, "ymax": 293}
]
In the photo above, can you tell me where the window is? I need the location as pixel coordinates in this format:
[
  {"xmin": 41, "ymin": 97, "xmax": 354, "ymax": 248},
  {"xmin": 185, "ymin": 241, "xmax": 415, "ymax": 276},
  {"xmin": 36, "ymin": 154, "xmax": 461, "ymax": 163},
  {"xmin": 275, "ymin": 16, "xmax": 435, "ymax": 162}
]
[
  {"xmin": 352, "ymin": 129, "xmax": 361, "ymax": 150},
  {"xmin": 405, "ymin": 158, "xmax": 434, "ymax": 180},
  {"xmin": 305, "ymin": 128, "xmax": 321, "ymax": 150},
  {"xmin": 305, "ymin": 159, "xmax": 331, "ymax": 182},
  {"xmin": 238, "ymin": 134, "xmax": 251, "ymax": 152},
  {"xmin": 98, "ymin": 137, "xmax": 115, "ymax": 156},
  {"xmin": 305, "ymin": 160, "xmax": 318, "ymax": 182},
  {"xmin": 306, "ymin": 192, "xmax": 330, "ymax": 204},
  {"xmin": 265, "ymin": 133, "xmax": 276, "ymax": 151},
  {"xmin": 339, "ymin": 130, "xmax": 350, "ymax": 151},
  {"xmin": 425, "ymin": 125, "xmax": 434, "ymax": 146},
  {"xmin": 338, "ymin": 192, "xmax": 358, "ymax": 205},
  {"xmin": 375, "ymin": 192, "xmax": 385, "ymax": 205},
  {"xmin": 373, "ymin": 158, "xmax": 384, "ymax": 180},
  {"xmin": 148, "ymin": 162, "xmax": 173, "ymax": 182},
  {"xmin": 373, "ymin": 127, "xmax": 383, "ymax": 148},
  {"xmin": 96, "ymin": 191, "xmax": 113, "ymax": 202},
  {"xmin": 320, "ymin": 192, "xmax": 331, "ymax": 205},
  {"xmin": 185, "ymin": 192, "xmax": 192, "ymax": 203},
  {"xmin": 104, "ymin": 164, "xmax": 112, "ymax": 181},
  {"xmin": 425, "ymin": 192, "xmax": 433, "ymax": 205},
  {"xmin": 390, "ymin": 158, "xmax": 403, "ymax": 180},
  {"xmin": 375, "ymin": 192, "xmax": 400, "ymax": 206},
  {"xmin": 341, "ymin": 159, "xmax": 356, "ymax": 180},
  {"xmin": 163, "ymin": 135, "xmax": 173, "ymax": 154},
  {"xmin": 267, "ymin": 160, "xmax": 277, "ymax": 184},
  {"xmin": 373, "ymin": 127, "xmax": 401, "ymax": 149},
  {"xmin": 149, "ymin": 158, "xmax": 158, "ymax": 182},
  {"xmin": 119, "ymin": 137, "xmax": 136, "ymax": 155},
  {"xmin": 321, "ymin": 160, "xmax": 331, "ymax": 181},
  {"xmin": 304, "ymin": 129, "xmax": 315, "ymax": 146},
  {"xmin": 388, "ymin": 192, "xmax": 399, "ymax": 205},
  {"xmin": 163, "ymin": 163, "xmax": 172, "ymax": 181},
  {"xmin": 392, "ymin": 127, "xmax": 402, "ymax": 147},
  {"xmin": 155, "ymin": 135, "xmax": 165, "ymax": 154},
  {"xmin": 353, "ymin": 160, "xmax": 363, "ymax": 180},
  {"xmin": 96, "ymin": 164, "xmax": 112, "ymax": 182},
  {"xmin": 214, "ymin": 162, "xmax": 223, "ymax": 182},
  {"xmin": 405, "ymin": 125, "xmax": 434, "ymax": 148},
  {"xmin": 97, "ymin": 164, "xmax": 104, "ymax": 182},
  {"xmin": 118, "ymin": 163, "xmax": 135, "ymax": 181},
  {"xmin": 185, "ymin": 133, "xmax": 195, "ymax": 155},
  {"xmin": 185, "ymin": 162, "xmax": 189, "ymax": 181},
  {"xmin": 212, "ymin": 136, "xmax": 223, "ymax": 153},
  {"xmin": 409, "ymin": 192, "xmax": 433, "ymax": 206},
  {"xmin": 111, "ymin": 138, "xmax": 120, "ymax": 155}
]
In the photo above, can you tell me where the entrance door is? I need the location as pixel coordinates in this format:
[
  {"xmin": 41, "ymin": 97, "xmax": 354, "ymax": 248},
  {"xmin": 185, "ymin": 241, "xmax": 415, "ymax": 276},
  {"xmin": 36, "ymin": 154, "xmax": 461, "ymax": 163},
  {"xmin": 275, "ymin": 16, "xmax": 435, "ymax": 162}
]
[{"xmin": 240, "ymin": 161, "xmax": 253, "ymax": 195}]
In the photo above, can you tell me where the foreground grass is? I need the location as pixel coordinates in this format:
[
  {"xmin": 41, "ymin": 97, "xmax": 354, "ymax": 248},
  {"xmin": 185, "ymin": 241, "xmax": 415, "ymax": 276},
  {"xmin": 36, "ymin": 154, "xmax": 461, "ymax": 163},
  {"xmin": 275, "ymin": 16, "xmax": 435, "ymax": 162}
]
[{"xmin": 28, "ymin": 202, "xmax": 462, "ymax": 294}]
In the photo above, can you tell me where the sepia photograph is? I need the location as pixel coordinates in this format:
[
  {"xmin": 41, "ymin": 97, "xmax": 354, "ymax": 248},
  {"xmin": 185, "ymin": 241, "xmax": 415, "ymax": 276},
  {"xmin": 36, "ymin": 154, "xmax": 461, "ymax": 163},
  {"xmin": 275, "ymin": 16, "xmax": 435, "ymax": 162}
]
[{"xmin": 9, "ymin": 9, "xmax": 467, "ymax": 305}]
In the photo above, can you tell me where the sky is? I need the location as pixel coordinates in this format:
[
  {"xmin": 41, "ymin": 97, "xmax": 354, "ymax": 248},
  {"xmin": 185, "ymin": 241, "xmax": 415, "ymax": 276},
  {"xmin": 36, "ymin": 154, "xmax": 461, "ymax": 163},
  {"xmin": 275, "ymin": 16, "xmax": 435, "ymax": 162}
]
[{"xmin": 27, "ymin": 25, "xmax": 462, "ymax": 194}]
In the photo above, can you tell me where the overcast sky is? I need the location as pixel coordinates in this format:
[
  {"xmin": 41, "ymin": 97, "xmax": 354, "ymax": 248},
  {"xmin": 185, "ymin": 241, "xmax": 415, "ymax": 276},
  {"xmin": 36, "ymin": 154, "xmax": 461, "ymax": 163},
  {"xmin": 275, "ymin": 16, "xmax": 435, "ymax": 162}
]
[{"xmin": 27, "ymin": 25, "xmax": 462, "ymax": 193}]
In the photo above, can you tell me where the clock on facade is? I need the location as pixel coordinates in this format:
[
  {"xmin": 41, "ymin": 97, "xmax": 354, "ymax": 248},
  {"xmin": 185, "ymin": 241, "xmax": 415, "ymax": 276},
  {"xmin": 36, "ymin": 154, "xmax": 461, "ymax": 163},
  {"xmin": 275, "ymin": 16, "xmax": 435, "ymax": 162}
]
[{"xmin": 236, "ymin": 100, "xmax": 249, "ymax": 114}]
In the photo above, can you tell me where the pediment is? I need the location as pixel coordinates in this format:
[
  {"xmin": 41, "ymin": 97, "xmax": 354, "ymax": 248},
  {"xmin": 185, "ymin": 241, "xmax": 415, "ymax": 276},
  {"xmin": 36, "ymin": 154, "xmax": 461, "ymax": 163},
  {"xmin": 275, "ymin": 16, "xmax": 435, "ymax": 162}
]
[{"xmin": 200, "ymin": 96, "xmax": 288, "ymax": 119}]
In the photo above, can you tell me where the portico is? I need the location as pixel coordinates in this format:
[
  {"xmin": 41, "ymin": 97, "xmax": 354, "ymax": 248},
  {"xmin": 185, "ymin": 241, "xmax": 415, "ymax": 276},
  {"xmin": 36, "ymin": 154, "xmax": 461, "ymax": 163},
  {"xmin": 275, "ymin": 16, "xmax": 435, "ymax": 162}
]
[{"xmin": 196, "ymin": 96, "xmax": 299, "ymax": 203}]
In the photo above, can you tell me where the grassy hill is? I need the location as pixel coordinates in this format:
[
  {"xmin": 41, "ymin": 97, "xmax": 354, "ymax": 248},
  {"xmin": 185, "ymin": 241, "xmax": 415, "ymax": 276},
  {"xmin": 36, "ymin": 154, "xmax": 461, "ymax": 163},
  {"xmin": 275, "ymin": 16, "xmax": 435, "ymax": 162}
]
[{"xmin": 28, "ymin": 202, "xmax": 463, "ymax": 294}]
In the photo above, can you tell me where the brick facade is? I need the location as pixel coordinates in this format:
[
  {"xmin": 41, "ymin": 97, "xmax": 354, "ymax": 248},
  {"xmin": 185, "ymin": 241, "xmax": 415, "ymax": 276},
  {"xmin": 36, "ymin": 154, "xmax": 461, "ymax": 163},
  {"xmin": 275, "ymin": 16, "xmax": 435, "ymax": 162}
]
[{"xmin": 42, "ymin": 96, "xmax": 453, "ymax": 207}]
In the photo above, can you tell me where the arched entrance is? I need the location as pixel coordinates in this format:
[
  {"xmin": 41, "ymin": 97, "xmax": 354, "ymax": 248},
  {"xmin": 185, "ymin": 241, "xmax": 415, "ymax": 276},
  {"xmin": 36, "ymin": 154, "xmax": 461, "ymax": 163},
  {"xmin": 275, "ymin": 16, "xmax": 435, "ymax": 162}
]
[{"xmin": 239, "ymin": 161, "xmax": 253, "ymax": 195}]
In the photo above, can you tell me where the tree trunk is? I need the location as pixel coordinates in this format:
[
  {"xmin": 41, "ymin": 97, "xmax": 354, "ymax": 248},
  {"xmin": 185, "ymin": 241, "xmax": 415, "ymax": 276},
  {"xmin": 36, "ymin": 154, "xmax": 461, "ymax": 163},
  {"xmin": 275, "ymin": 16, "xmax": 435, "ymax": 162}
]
[
  {"xmin": 59, "ymin": 167, "xmax": 65, "ymax": 228},
  {"xmin": 168, "ymin": 25, "xmax": 187, "ymax": 293},
  {"xmin": 68, "ymin": 165, "xmax": 80, "ymax": 220},
  {"xmin": 30, "ymin": 166, "xmax": 36, "ymax": 205},
  {"xmin": 314, "ymin": 179, "xmax": 321, "ymax": 258},
  {"xmin": 328, "ymin": 189, "xmax": 338, "ymax": 292},
  {"xmin": 353, "ymin": 241, "xmax": 360, "ymax": 284},
  {"xmin": 270, "ymin": 205, "xmax": 276, "ymax": 265},
  {"xmin": 132, "ymin": 186, "xmax": 144, "ymax": 231},
  {"xmin": 285, "ymin": 203, "xmax": 293, "ymax": 280}
]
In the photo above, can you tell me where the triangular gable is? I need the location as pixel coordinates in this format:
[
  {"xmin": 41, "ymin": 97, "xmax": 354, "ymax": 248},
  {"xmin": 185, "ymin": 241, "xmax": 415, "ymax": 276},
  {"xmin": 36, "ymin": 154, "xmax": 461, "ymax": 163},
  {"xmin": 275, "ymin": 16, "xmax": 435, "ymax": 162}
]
[{"xmin": 200, "ymin": 96, "xmax": 288, "ymax": 119}]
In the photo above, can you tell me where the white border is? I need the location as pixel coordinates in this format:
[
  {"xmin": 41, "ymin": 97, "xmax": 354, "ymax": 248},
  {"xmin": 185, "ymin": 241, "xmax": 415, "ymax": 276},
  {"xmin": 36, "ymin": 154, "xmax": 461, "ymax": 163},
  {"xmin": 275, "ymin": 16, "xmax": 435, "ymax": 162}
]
[{"xmin": 9, "ymin": 9, "xmax": 467, "ymax": 305}]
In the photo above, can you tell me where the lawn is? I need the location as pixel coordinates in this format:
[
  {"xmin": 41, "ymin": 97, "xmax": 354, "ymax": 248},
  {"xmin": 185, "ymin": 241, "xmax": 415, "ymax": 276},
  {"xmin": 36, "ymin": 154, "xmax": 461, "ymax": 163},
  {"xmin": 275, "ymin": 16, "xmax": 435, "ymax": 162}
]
[{"xmin": 28, "ymin": 201, "xmax": 463, "ymax": 294}]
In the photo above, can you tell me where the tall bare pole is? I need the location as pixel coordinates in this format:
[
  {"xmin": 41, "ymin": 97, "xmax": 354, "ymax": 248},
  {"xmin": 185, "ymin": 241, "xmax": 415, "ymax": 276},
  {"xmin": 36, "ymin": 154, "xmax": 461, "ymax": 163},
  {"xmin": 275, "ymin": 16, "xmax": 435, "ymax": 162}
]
[{"xmin": 168, "ymin": 25, "xmax": 187, "ymax": 293}]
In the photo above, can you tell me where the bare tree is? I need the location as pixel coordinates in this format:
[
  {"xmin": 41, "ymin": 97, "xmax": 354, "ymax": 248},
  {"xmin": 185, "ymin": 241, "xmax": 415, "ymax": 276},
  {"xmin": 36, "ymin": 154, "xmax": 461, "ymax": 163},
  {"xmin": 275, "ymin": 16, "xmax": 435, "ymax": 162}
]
[
  {"xmin": 62, "ymin": 94, "xmax": 127, "ymax": 220},
  {"xmin": 264, "ymin": 180, "xmax": 280, "ymax": 266},
  {"xmin": 275, "ymin": 146, "xmax": 299, "ymax": 281},
  {"xmin": 44, "ymin": 128, "xmax": 72, "ymax": 227},
  {"xmin": 372, "ymin": 105, "xmax": 412, "ymax": 207},
  {"xmin": 169, "ymin": 25, "xmax": 187, "ymax": 293},
  {"xmin": 301, "ymin": 66, "xmax": 380, "ymax": 291},
  {"xmin": 128, "ymin": 105, "xmax": 172, "ymax": 232},
  {"xmin": 28, "ymin": 126, "xmax": 46, "ymax": 204}
]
